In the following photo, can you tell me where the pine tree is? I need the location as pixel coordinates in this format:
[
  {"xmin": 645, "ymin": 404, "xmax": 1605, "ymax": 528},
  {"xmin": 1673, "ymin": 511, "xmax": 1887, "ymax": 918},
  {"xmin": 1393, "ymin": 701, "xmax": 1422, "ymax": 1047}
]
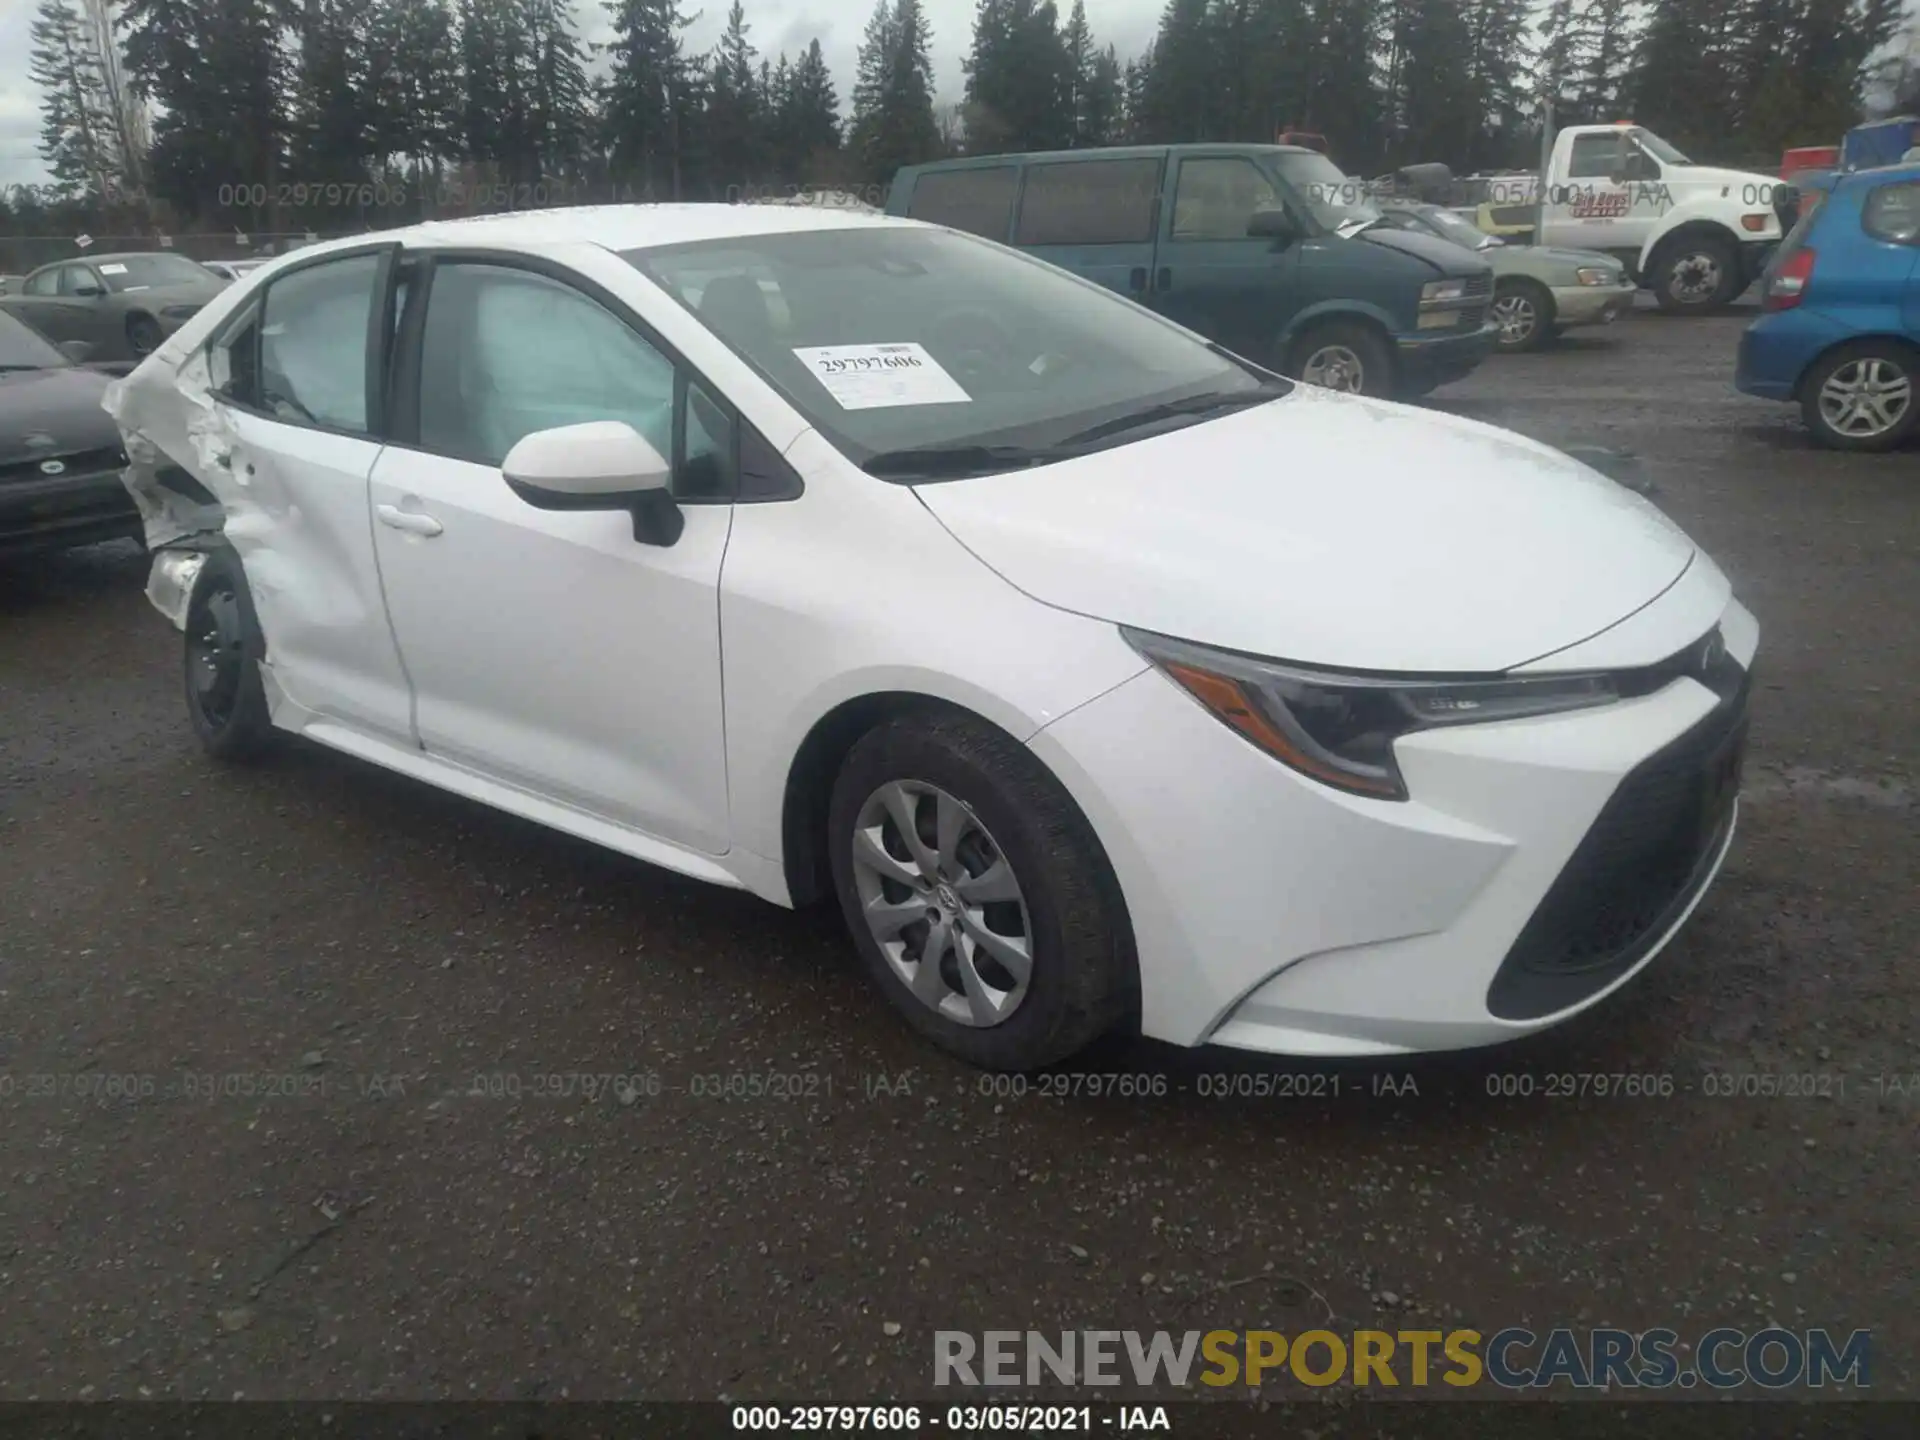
[
  {"xmin": 851, "ymin": 0, "xmax": 941, "ymax": 184},
  {"xmin": 1305, "ymin": 0, "xmax": 1383, "ymax": 167},
  {"xmin": 29, "ymin": 0, "xmax": 119, "ymax": 198},
  {"xmin": 964, "ymin": 0, "xmax": 1074, "ymax": 152},
  {"xmin": 367, "ymin": 0, "xmax": 459, "ymax": 194},
  {"xmin": 520, "ymin": 0, "xmax": 591, "ymax": 182},
  {"xmin": 705, "ymin": 0, "xmax": 762, "ymax": 188},
  {"xmin": 290, "ymin": 0, "xmax": 377, "ymax": 189},
  {"xmin": 602, "ymin": 0, "xmax": 693, "ymax": 196},
  {"xmin": 788, "ymin": 39, "xmax": 842, "ymax": 181},
  {"xmin": 1135, "ymin": 0, "xmax": 1220, "ymax": 143},
  {"xmin": 1061, "ymin": 0, "xmax": 1094, "ymax": 144},
  {"xmin": 1082, "ymin": 43, "xmax": 1124, "ymax": 145}
]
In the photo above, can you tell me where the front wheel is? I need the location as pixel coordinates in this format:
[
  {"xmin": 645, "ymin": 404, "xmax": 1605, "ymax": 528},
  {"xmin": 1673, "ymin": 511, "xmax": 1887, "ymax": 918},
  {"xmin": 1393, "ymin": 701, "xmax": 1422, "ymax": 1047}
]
[
  {"xmin": 1800, "ymin": 342, "xmax": 1918, "ymax": 453},
  {"xmin": 1491, "ymin": 279, "xmax": 1555, "ymax": 352},
  {"xmin": 827, "ymin": 712, "xmax": 1132, "ymax": 1071},
  {"xmin": 1283, "ymin": 322, "xmax": 1394, "ymax": 397},
  {"xmin": 183, "ymin": 547, "xmax": 276, "ymax": 760},
  {"xmin": 1650, "ymin": 236, "xmax": 1740, "ymax": 314},
  {"xmin": 127, "ymin": 313, "xmax": 164, "ymax": 358}
]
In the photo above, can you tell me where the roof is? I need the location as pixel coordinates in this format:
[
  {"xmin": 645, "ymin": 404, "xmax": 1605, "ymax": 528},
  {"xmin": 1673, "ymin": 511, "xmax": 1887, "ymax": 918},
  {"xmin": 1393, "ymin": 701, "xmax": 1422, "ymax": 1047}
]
[
  {"xmin": 395, "ymin": 202, "xmax": 914, "ymax": 252},
  {"xmin": 27, "ymin": 251, "xmax": 199, "ymax": 272},
  {"xmin": 899, "ymin": 143, "xmax": 1312, "ymax": 172}
]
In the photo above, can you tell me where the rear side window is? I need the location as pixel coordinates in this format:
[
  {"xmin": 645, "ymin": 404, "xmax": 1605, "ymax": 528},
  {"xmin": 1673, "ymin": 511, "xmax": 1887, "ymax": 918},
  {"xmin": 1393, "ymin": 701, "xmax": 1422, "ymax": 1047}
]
[
  {"xmin": 906, "ymin": 167, "xmax": 1019, "ymax": 240},
  {"xmin": 1863, "ymin": 181, "xmax": 1920, "ymax": 245},
  {"xmin": 1015, "ymin": 159, "xmax": 1161, "ymax": 245},
  {"xmin": 24, "ymin": 268, "xmax": 58, "ymax": 297}
]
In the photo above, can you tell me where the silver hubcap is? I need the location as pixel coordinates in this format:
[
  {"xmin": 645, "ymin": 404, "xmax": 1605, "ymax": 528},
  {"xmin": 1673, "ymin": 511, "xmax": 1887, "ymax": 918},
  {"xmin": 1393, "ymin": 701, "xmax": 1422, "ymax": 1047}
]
[
  {"xmin": 1492, "ymin": 293, "xmax": 1536, "ymax": 344},
  {"xmin": 1670, "ymin": 252, "xmax": 1722, "ymax": 303},
  {"xmin": 1301, "ymin": 344, "xmax": 1365, "ymax": 392},
  {"xmin": 850, "ymin": 780, "xmax": 1033, "ymax": 1028},
  {"xmin": 1818, "ymin": 358, "xmax": 1912, "ymax": 437}
]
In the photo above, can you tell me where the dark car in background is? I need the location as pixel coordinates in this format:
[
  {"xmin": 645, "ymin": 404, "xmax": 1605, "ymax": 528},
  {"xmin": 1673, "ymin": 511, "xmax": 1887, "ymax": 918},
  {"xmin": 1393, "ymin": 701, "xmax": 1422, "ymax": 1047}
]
[
  {"xmin": 887, "ymin": 144, "xmax": 1498, "ymax": 399},
  {"xmin": 0, "ymin": 252, "xmax": 227, "ymax": 362},
  {"xmin": 1736, "ymin": 163, "xmax": 1920, "ymax": 451},
  {"xmin": 0, "ymin": 310, "xmax": 141, "ymax": 555}
]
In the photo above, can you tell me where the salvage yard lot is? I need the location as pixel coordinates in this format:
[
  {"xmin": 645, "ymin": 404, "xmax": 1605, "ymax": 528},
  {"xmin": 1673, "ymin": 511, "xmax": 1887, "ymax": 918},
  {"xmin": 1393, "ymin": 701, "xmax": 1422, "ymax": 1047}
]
[{"xmin": 1, "ymin": 302, "xmax": 1915, "ymax": 1401}]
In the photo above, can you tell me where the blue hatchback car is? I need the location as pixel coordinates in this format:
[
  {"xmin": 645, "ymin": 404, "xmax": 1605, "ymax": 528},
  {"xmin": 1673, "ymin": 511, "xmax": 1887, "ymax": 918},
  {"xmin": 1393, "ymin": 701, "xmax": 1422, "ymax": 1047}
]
[{"xmin": 1736, "ymin": 162, "xmax": 1920, "ymax": 450}]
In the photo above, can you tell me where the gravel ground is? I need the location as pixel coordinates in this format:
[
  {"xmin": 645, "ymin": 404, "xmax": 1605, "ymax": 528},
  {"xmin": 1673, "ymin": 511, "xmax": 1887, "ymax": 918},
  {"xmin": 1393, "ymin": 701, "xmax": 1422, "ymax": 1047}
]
[{"xmin": 1, "ymin": 302, "xmax": 1914, "ymax": 1407}]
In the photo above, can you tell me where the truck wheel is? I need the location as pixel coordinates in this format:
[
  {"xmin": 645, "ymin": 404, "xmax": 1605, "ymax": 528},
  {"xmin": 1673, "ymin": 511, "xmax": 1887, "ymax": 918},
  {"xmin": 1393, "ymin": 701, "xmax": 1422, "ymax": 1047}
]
[
  {"xmin": 1491, "ymin": 279, "xmax": 1555, "ymax": 352},
  {"xmin": 1650, "ymin": 235, "xmax": 1739, "ymax": 315},
  {"xmin": 1799, "ymin": 341, "xmax": 1917, "ymax": 453},
  {"xmin": 1283, "ymin": 322, "xmax": 1393, "ymax": 397}
]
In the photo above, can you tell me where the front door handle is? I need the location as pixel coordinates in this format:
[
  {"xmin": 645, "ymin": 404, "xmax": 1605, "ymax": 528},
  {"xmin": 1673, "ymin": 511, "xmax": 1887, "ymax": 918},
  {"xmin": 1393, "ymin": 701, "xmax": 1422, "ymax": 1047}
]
[
  {"xmin": 376, "ymin": 503, "xmax": 443, "ymax": 537},
  {"xmin": 1128, "ymin": 266, "xmax": 1147, "ymax": 292}
]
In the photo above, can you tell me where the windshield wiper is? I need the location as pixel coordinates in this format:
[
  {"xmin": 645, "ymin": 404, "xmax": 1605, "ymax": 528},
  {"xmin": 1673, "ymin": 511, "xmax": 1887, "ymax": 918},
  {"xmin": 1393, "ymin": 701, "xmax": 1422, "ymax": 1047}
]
[
  {"xmin": 1051, "ymin": 388, "xmax": 1282, "ymax": 448},
  {"xmin": 0, "ymin": 363, "xmax": 52, "ymax": 372},
  {"xmin": 1336, "ymin": 216, "xmax": 1385, "ymax": 237},
  {"xmin": 860, "ymin": 444, "xmax": 1055, "ymax": 480}
]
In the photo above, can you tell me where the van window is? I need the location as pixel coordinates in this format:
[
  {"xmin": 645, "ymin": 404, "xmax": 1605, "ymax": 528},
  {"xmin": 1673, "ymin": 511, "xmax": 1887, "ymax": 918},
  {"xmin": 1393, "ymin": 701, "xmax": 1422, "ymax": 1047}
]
[
  {"xmin": 1172, "ymin": 157, "xmax": 1280, "ymax": 240},
  {"xmin": 1014, "ymin": 159, "xmax": 1161, "ymax": 245},
  {"xmin": 907, "ymin": 167, "xmax": 1020, "ymax": 241}
]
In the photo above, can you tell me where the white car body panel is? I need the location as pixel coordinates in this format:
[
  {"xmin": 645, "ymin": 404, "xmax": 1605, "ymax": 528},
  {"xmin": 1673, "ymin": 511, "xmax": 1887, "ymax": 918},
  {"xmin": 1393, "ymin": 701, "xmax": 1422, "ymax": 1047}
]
[
  {"xmin": 915, "ymin": 384, "xmax": 1698, "ymax": 672},
  {"xmin": 104, "ymin": 203, "xmax": 1759, "ymax": 1061}
]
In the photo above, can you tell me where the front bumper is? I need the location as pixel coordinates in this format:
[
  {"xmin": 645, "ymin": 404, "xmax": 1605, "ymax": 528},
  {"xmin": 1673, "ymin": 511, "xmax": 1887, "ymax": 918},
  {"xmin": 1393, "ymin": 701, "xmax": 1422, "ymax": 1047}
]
[
  {"xmin": 1031, "ymin": 595, "xmax": 1760, "ymax": 1057},
  {"xmin": 0, "ymin": 466, "xmax": 144, "ymax": 555},
  {"xmin": 1394, "ymin": 322, "xmax": 1498, "ymax": 391},
  {"xmin": 1735, "ymin": 308, "xmax": 1846, "ymax": 401},
  {"xmin": 1551, "ymin": 281, "xmax": 1638, "ymax": 327}
]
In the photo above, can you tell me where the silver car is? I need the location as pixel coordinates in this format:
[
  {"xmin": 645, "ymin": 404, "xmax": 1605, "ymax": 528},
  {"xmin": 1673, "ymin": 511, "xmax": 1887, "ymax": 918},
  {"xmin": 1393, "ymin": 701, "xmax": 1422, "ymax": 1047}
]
[{"xmin": 1378, "ymin": 202, "xmax": 1639, "ymax": 352}]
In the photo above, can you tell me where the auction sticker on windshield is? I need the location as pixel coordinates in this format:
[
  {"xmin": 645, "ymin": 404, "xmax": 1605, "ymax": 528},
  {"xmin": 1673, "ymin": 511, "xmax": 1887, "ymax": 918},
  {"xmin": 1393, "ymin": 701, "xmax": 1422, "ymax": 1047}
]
[{"xmin": 793, "ymin": 343, "xmax": 971, "ymax": 410}]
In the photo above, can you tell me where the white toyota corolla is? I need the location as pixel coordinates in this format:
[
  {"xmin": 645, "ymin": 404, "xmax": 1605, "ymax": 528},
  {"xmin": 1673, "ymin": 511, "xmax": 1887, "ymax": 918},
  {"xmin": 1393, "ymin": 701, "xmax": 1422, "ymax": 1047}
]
[{"xmin": 107, "ymin": 204, "xmax": 1757, "ymax": 1071}]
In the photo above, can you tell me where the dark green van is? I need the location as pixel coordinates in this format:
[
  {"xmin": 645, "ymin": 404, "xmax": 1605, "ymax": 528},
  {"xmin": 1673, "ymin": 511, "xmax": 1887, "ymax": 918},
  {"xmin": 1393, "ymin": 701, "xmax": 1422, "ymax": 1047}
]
[{"xmin": 885, "ymin": 144, "xmax": 1499, "ymax": 398}]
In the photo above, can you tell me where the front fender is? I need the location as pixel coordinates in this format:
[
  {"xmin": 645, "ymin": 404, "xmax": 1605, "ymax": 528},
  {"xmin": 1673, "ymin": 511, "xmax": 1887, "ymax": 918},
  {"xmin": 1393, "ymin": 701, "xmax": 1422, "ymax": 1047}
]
[
  {"xmin": 1278, "ymin": 298, "xmax": 1403, "ymax": 351},
  {"xmin": 1637, "ymin": 199, "xmax": 1777, "ymax": 273}
]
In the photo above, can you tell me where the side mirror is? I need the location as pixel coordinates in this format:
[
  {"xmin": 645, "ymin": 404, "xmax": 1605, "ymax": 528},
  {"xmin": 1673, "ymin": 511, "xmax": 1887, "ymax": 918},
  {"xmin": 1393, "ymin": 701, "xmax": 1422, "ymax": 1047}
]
[
  {"xmin": 58, "ymin": 339, "xmax": 96, "ymax": 364},
  {"xmin": 503, "ymin": 421, "xmax": 682, "ymax": 545},
  {"xmin": 72, "ymin": 283, "xmax": 106, "ymax": 298},
  {"xmin": 1247, "ymin": 206, "xmax": 1299, "ymax": 242}
]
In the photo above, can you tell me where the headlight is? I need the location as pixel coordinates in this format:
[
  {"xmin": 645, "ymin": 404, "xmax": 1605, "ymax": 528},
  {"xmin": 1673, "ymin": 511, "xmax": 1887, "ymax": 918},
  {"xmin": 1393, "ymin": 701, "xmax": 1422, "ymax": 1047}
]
[
  {"xmin": 1575, "ymin": 267, "xmax": 1617, "ymax": 286},
  {"xmin": 1420, "ymin": 279, "xmax": 1465, "ymax": 306},
  {"xmin": 1123, "ymin": 628, "xmax": 1619, "ymax": 801}
]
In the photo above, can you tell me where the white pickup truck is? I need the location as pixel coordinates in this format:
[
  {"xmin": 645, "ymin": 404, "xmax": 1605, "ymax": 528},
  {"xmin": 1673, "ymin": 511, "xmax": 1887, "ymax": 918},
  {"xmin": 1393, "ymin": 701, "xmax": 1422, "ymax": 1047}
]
[{"xmin": 1467, "ymin": 123, "xmax": 1793, "ymax": 314}]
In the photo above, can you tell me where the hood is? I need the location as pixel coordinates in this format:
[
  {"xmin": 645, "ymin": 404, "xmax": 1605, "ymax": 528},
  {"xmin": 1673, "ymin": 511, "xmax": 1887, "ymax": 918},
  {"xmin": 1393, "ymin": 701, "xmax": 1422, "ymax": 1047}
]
[
  {"xmin": 1355, "ymin": 224, "xmax": 1489, "ymax": 275},
  {"xmin": 913, "ymin": 387, "xmax": 1698, "ymax": 674},
  {"xmin": 1668, "ymin": 163, "xmax": 1780, "ymax": 190},
  {"xmin": 0, "ymin": 365, "xmax": 119, "ymax": 465},
  {"xmin": 130, "ymin": 278, "xmax": 227, "ymax": 305}
]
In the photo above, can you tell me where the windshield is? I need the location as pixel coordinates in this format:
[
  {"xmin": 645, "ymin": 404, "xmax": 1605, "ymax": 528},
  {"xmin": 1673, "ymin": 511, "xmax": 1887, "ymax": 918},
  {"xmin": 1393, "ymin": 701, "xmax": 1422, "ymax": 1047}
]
[
  {"xmin": 1270, "ymin": 150, "xmax": 1382, "ymax": 230},
  {"xmin": 0, "ymin": 310, "xmax": 67, "ymax": 369},
  {"xmin": 95, "ymin": 254, "xmax": 215, "ymax": 292},
  {"xmin": 623, "ymin": 226, "xmax": 1281, "ymax": 476},
  {"xmin": 1630, "ymin": 129, "xmax": 1691, "ymax": 165},
  {"xmin": 1419, "ymin": 207, "xmax": 1493, "ymax": 249}
]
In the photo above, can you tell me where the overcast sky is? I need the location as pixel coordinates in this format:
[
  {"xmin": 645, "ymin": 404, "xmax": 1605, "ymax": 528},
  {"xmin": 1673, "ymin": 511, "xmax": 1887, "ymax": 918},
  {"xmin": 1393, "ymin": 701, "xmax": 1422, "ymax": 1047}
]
[{"xmin": 0, "ymin": 0, "xmax": 1166, "ymax": 189}]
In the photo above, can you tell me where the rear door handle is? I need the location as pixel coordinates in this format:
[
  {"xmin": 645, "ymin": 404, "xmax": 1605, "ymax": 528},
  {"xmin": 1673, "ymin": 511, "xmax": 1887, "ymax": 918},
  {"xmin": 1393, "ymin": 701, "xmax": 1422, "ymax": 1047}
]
[
  {"xmin": 1156, "ymin": 267, "xmax": 1173, "ymax": 292},
  {"xmin": 376, "ymin": 503, "xmax": 443, "ymax": 537}
]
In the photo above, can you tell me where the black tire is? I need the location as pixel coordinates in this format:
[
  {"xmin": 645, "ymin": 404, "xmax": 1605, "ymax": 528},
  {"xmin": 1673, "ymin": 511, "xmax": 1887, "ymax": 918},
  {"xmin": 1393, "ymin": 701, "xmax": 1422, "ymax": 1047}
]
[
  {"xmin": 183, "ymin": 547, "xmax": 276, "ymax": 760},
  {"xmin": 1282, "ymin": 320, "xmax": 1395, "ymax": 398},
  {"xmin": 127, "ymin": 312, "xmax": 164, "ymax": 358},
  {"xmin": 826, "ymin": 711, "xmax": 1132, "ymax": 1071},
  {"xmin": 1798, "ymin": 340, "xmax": 1919, "ymax": 453},
  {"xmin": 1491, "ymin": 278, "xmax": 1555, "ymax": 352},
  {"xmin": 1650, "ymin": 234, "xmax": 1740, "ymax": 315}
]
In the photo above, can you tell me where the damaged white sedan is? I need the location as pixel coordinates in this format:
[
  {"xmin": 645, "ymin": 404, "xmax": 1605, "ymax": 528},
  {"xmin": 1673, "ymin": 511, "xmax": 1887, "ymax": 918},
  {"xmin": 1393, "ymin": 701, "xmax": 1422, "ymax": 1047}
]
[{"xmin": 108, "ymin": 204, "xmax": 1757, "ymax": 1071}]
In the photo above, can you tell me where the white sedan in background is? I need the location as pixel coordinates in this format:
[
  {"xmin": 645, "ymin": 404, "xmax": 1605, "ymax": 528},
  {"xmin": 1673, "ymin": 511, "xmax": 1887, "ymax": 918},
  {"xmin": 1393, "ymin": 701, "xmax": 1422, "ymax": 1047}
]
[{"xmin": 108, "ymin": 204, "xmax": 1757, "ymax": 1070}]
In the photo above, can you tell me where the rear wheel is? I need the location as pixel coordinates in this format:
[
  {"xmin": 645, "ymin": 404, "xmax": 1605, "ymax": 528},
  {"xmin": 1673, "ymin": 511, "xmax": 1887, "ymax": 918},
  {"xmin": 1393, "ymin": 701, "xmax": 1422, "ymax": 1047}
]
[
  {"xmin": 1490, "ymin": 278, "xmax": 1555, "ymax": 352},
  {"xmin": 1650, "ymin": 235, "xmax": 1740, "ymax": 315},
  {"xmin": 183, "ymin": 547, "xmax": 276, "ymax": 760},
  {"xmin": 1283, "ymin": 321, "xmax": 1394, "ymax": 398},
  {"xmin": 1799, "ymin": 341, "xmax": 1918, "ymax": 453},
  {"xmin": 827, "ymin": 712, "xmax": 1131, "ymax": 1071}
]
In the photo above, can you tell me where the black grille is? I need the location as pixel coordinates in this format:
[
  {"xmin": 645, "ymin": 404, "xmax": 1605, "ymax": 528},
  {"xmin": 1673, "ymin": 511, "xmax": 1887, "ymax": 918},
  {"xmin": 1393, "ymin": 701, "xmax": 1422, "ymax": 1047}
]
[
  {"xmin": 0, "ymin": 445, "xmax": 128, "ymax": 486},
  {"xmin": 1462, "ymin": 272, "xmax": 1493, "ymax": 299},
  {"xmin": 1486, "ymin": 648, "xmax": 1750, "ymax": 1021},
  {"xmin": 1458, "ymin": 303, "xmax": 1488, "ymax": 330}
]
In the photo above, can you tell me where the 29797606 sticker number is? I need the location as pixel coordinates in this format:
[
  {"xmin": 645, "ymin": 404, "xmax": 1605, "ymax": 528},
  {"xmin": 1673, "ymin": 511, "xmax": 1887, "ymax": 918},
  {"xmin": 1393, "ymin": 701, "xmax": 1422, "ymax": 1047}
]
[{"xmin": 730, "ymin": 1405, "xmax": 925, "ymax": 1430}]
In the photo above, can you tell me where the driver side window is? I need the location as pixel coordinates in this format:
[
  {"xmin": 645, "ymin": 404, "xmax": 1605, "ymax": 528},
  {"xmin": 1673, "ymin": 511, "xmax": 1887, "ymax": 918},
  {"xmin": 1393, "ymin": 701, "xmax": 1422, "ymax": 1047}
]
[
  {"xmin": 58, "ymin": 265, "xmax": 100, "ymax": 296},
  {"xmin": 1173, "ymin": 158, "xmax": 1280, "ymax": 240},
  {"xmin": 1567, "ymin": 136, "xmax": 1621, "ymax": 180}
]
